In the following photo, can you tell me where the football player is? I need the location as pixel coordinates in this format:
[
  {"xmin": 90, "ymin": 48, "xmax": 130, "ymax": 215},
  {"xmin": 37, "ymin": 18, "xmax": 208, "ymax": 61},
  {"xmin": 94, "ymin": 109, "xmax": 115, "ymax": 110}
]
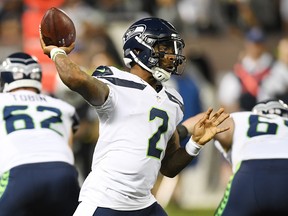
[
  {"xmin": 40, "ymin": 17, "xmax": 229, "ymax": 216},
  {"xmin": 0, "ymin": 52, "xmax": 80, "ymax": 216},
  {"xmin": 184, "ymin": 99, "xmax": 288, "ymax": 216}
]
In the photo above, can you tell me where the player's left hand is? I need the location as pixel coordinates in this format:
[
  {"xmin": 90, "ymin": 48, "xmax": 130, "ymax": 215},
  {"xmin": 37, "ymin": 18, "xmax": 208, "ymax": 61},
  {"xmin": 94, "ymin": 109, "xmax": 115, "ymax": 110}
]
[{"xmin": 192, "ymin": 107, "xmax": 230, "ymax": 146}]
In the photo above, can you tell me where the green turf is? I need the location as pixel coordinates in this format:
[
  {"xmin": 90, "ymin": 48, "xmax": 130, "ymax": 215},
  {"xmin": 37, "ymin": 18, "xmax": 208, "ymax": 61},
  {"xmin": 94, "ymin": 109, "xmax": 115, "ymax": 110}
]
[{"xmin": 165, "ymin": 204, "xmax": 214, "ymax": 216}]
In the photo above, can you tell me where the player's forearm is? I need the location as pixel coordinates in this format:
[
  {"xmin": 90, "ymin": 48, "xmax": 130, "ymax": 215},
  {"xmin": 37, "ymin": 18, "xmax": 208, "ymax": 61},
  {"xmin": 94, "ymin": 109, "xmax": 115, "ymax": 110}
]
[
  {"xmin": 54, "ymin": 55, "xmax": 82, "ymax": 89},
  {"xmin": 161, "ymin": 130, "xmax": 198, "ymax": 177},
  {"xmin": 55, "ymin": 55, "xmax": 109, "ymax": 106},
  {"xmin": 160, "ymin": 147, "xmax": 194, "ymax": 178}
]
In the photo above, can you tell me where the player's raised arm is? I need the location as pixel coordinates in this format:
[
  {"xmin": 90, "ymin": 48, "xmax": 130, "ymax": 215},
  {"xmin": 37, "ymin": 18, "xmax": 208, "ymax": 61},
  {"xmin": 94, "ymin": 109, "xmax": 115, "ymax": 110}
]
[
  {"xmin": 38, "ymin": 8, "xmax": 109, "ymax": 106},
  {"xmin": 41, "ymin": 41, "xmax": 109, "ymax": 106}
]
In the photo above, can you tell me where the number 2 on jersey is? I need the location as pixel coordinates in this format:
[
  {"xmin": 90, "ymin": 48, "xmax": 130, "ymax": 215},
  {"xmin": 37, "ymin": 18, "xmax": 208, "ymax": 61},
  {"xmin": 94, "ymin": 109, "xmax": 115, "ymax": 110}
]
[
  {"xmin": 147, "ymin": 108, "xmax": 168, "ymax": 159},
  {"xmin": 3, "ymin": 105, "xmax": 63, "ymax": 135}
]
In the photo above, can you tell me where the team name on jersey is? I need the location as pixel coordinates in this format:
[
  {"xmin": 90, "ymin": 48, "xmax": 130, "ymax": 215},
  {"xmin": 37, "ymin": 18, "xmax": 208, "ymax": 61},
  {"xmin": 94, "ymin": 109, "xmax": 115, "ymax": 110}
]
[{"xmin": 12, "ymin": 94, "xmax": 47, "ymax": 102}]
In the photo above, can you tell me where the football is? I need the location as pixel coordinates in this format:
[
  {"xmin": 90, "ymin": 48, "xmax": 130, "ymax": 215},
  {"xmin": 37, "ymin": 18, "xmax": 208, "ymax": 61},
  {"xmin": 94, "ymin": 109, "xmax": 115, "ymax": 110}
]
[{"xmin": 40, "ymin": 7, "xmax": 76, "ymax": 47}]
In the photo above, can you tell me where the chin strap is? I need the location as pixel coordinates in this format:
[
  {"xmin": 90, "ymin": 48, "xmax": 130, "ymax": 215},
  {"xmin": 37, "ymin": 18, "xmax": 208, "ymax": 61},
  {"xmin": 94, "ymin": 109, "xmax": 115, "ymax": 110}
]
[
  {"xmin": 151, "ymin": 67, "xmax": 171, "ymax": 82},
  {"xmin": 125, "ymin": 51, "xmax": 172, "ymax": 82}
]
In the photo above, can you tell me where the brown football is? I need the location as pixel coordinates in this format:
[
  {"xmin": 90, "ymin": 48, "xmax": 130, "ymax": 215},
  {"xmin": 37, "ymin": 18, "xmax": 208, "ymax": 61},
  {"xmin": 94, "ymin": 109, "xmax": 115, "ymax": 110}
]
[{"xmin": 40, "ymin": 7, "xmax": 76, "ymax": 47}]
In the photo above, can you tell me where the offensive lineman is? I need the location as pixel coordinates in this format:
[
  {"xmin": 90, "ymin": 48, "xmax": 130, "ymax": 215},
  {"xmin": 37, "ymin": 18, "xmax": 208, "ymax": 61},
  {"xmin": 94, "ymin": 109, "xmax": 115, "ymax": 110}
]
[
  {"xmin": 40, "ymin": 17, "xmax": 229, "ymax": 216},
  {"xmin": 0, "ymin": 52, "xmax": 80, "ymax": 216},
  {"xmin": 179, "ymin": 99, "xmax": 288, "ymax": 216}
]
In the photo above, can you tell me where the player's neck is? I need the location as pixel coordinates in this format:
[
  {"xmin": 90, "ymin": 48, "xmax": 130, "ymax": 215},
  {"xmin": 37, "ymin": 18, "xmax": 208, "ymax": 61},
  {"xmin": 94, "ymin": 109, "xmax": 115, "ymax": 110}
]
[{"xmin": 130, "ymin": 65, "xmax": 158, "ymax": 89}]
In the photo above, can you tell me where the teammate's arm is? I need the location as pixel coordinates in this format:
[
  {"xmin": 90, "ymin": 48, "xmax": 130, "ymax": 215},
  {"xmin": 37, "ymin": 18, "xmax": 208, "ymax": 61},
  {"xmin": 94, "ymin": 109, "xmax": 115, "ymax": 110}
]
[
  {"xmin": 213, "ymin": 117, "xmax": 234, "ymax": 152},
  {"xmin": 39, "ymin": 34, "xmax": 109, "ymax": 106}
]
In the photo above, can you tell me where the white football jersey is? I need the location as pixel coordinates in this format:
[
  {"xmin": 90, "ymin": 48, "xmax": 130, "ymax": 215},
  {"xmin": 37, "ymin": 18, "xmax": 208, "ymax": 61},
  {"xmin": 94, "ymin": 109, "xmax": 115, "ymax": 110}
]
[
  {"xmin": 0, "ymin": 90, "xmax": 78, "ymax": 176},
  {"xmin": 79, "ymin": 66, "xmax": 184, "ymax": 210},
  {"xmin": 219, "ymin": 112, "xmax": 288, "ymax": 172}
]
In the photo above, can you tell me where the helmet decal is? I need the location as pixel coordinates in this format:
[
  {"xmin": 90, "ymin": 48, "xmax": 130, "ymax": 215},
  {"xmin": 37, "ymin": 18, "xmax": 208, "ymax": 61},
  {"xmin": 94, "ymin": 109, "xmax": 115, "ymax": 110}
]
[{"xmin": 123, "ymin": 25, "xmax": 146, "ymax": 44}]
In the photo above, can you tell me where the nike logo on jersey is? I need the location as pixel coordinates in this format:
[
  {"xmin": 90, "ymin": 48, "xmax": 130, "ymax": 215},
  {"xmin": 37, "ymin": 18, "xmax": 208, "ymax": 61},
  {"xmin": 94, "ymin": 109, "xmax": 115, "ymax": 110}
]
[
  {"xmin": 92, "ymin": 66, "xmax": 114, "ymax": 77},
  {"xmin": 97, "ymin": 68, "xmax": 105, "ymax": 73}
]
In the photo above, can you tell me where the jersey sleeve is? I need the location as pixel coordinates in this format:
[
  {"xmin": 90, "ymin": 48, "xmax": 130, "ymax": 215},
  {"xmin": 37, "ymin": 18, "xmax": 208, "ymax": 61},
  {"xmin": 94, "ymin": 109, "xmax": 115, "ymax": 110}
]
[{"xmin": 90, "ymin": 66, "xmax": 118, "ymax": 116}]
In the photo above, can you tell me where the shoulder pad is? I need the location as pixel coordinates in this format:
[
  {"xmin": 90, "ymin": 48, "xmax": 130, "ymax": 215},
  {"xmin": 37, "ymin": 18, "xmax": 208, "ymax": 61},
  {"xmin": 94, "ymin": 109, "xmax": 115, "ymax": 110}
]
[{"xmin": 92, "ymin": 66, "xmax": 114, "ymax": 77}]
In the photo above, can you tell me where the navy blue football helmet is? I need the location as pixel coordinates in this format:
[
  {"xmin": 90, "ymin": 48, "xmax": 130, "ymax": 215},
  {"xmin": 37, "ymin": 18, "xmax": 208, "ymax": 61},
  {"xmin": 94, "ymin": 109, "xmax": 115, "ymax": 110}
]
[
  {"xmin": 122, "ymin": 17, "xmax": 185, "ymax": 82},
  {"xmin": 0, "ymin": 52, "xmax": 42, "ymax": 93},
  {"xmin": 252, "ymin": 99, "xmax": 288, "ymax": 119}
]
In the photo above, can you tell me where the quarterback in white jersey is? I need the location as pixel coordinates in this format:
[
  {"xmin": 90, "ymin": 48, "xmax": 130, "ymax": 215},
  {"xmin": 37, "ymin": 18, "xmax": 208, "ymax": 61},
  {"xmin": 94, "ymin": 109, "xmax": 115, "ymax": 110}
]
[
  {"xmin": 0, "ymin": 52, "xmax": 80, "ymax": 216},
  {"xmin": 211, "ymin": 99, "xmax": 288, "ymax": 216},
  {"xmin": 80, "ymin": 65, "xmax": 184, "ymax": 209},
  {"xmin": 40, "ymin": 17, "xmax": 229, "ymax": 216}
]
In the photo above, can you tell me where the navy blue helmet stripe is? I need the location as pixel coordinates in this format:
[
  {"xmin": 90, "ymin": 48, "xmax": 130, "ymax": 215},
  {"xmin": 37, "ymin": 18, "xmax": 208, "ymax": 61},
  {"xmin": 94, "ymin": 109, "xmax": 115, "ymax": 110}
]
[
  {"xmin": 99, "ymin": 77, "xmax": 147, "ymax": 90},
  {"xmin": 8, "ymin": 52, "xmax": 38, "ymax": 65},
  {"xmin": 165, "ymin": 91, "xmax": 184, "ymax": 112},
  {"xmin": 10, "ymin": 59, "xmax": 36, "ymax": 65}
]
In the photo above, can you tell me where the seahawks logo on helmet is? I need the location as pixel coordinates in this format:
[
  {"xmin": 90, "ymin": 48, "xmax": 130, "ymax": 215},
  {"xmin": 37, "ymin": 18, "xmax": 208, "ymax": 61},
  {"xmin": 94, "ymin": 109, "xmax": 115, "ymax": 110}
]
[{"xmin": 123, "ymin": 24, "xmax": 146, "ymax": 43}]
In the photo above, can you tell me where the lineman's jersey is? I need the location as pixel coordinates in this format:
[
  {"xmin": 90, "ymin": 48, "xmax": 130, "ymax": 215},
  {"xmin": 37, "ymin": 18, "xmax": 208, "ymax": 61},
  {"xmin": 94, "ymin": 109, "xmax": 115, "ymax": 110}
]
[
  {"xmin": 216, "ymin": 111, "xmax": 288, "ymax": 172},
  {"xmin": 79, "ymin": 66, "xmax": 184, "ymax": 210},
  {"xmin": 0, "ymin": 90, "xmax": 79, "ymax": 176}
]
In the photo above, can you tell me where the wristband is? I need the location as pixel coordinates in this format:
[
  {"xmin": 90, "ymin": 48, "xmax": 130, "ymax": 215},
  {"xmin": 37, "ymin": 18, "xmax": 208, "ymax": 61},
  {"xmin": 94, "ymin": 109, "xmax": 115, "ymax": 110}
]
[
  {"xmin": 50, "ymin": 48, "xmax": 67, "ymax": 62},
  {"xmin": 185, "ymin": 137, "xmax": 203, "ymax": 156}
]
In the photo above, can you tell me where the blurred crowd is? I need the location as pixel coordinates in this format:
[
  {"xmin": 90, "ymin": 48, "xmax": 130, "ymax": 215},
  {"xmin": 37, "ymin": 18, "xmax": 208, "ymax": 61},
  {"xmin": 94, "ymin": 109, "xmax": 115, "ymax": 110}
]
[{"xmin": 1, "ymin": 0, "xmax": 288, "ymax": 209}]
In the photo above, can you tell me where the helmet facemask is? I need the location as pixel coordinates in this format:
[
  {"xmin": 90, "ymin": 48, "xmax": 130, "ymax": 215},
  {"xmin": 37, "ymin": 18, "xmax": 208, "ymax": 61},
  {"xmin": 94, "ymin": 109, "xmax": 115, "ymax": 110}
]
[{"xmin": 152, "ymin": 37, "xmax": 186, "ymax": 74}]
